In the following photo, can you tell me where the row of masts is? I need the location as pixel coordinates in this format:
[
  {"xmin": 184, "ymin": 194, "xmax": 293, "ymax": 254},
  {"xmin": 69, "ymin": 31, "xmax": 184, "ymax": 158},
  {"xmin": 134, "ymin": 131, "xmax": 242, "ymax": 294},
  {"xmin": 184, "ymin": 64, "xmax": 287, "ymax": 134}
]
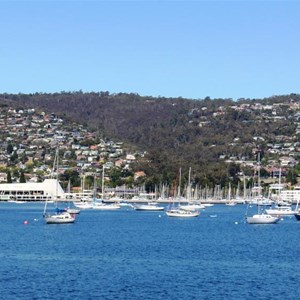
[{"xmin": 76, "ymin": 165, "xmax": 280, "ymax": 202}]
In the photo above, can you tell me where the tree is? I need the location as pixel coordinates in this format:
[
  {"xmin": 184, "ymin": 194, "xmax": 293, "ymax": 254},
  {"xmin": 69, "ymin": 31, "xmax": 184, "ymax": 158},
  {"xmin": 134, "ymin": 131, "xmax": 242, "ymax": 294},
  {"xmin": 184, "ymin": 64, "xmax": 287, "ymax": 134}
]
[
  {"xmin": 7, "ymin": 143, "xmax": 13, "ymax": 154},
  {"xmin": 7, "ymin": 170, "xmax": 12, "ymax": 183},
  {"xmin": 20, "ymin": 171, "xmax": 26, "ymax": 183},
  {"xmin": 286, "ymin": 168, "xmax": 298, "ymax": 185},
  {"xmin": 10, "ymin": 151, "xmax": 18, "ymax": 163},
  {"xmin": 62, "ymin": 169, "xmax": 80, "ymax": 187},
  {"xmin": 109, "ymin": 168, "xmax": 123, "ymax": 187}
]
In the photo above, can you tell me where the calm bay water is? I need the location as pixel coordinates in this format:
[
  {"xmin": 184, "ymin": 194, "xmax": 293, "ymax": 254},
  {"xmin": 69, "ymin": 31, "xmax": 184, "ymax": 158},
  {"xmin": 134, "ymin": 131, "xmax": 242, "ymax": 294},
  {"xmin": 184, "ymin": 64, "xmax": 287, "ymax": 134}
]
[{"xmin": 0, "ymin": 202, "xmax": 299, "ymax": 300}]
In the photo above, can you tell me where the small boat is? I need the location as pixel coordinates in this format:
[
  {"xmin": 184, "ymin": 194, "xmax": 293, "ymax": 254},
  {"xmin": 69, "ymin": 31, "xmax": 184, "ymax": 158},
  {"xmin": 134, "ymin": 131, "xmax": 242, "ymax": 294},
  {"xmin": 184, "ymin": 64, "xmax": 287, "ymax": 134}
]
[
  {"xmin": 134, "ymin": 202, "xmax": 164, "ymax": 211},
  {"xmin": 166, "ymin": 208, "xmax": 200, "ymax": 218},
  {"xmin": 246, "ymin": 213, "xmax": 280, "ymax": 224},
  {"xmin": 74, "ymin": 201, "xmax": 93, "ymax": 209},
  {"xmin": 65, "ymin": 207, "xmax": 81, "ymax": 214},
  {"xmin": 43, "ymin": 148, "xmax": 76, "ymax": 225},
  {"xmin": 91, "ymin": 166, "xmax": 121, "ymax": 210},
  {"xmin": 179, "ymin": 203, "xmax": 205, "ymax": 211},
  {"xmin": 44, "ymin": 211, "xmax": 76, "ymax": 224},
  {"xmin": 166, "ymin": 168, "xmax": 200, "ymax": 218},
  {"xmin": 93, "ymin": 201, "xmax": 121, "ymax": 210},
  {"xmin": 225, "ymin": 202, "xmax": 237, "ymax": 206},
  {"xmin": 265, "ymin": 206, "xmax": 295, "ymax": 216}
]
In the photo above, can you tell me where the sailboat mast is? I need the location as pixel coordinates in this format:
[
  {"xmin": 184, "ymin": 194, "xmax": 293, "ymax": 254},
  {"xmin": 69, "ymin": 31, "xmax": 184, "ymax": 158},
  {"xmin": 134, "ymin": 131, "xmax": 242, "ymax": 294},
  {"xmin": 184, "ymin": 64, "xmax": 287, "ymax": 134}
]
[
  {"xmin": 188, "ymin": 167, "xmax": 191, "ymax": 200},
  {"xmin": 178, "ymin": 168, "xmax": 182, "ymax": 198},
  {"xmin": 102, "ymin": 165, "xmax": 105, "ymax": 200}
]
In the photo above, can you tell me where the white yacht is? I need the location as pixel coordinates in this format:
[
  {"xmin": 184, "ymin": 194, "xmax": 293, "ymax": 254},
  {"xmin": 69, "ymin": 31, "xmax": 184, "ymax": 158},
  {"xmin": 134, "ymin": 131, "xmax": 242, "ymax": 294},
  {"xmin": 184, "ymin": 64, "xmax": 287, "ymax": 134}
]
[
  {"xmin": 265, "ymin": 206, "xmax": 295, "ymax": 216},
  {"xmin": 166, "ymin": 208, "xmax": 200, "ymax": 218},
  {"xmin": 65, "ymin": 207, "xmax": 81, "ymax": 214},
  {"xmin": 246, "ymin": 213, "xmax": 280, "ymax": 224},
  {"xmin": 134, "ymin": 202, "xmax": 164, "ymax": 211},
  {"xmin": 74, "ymin": 201, "xmax": 93, "ymax": 209},
  {"xmin": 93, "ymin": 201, "xmax": 121, "ymax": 210},
  {"xmin": 44, "ymin": 211, "xmax": 76, "ymax": 224},
  {"xmin": 179, "ymin": 203, "xmax": 205, "ymax": 211}
]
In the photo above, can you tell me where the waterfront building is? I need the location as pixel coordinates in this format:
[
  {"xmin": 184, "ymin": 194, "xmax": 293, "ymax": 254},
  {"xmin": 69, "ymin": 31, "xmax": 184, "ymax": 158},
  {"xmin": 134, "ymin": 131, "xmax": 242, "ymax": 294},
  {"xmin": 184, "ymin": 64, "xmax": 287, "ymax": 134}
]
[
  {"xmin": 0, "ymin": 179, "xmax": 65, "ymax": 202},
  {"xmin": 280, "ymin": 189, "xmax": 300, "ymax": 204}
]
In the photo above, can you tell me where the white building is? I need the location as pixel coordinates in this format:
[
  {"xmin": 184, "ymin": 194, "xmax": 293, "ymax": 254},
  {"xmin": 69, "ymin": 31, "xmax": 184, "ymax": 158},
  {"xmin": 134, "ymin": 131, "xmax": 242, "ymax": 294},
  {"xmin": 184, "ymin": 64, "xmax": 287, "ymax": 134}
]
[
  {"xmin": 0, "ymin": 179, "xmax": 65, "ymax": 202},
  {"xmin": 280, "ymin": 189, "xmax": 300, "ymax": 204}
]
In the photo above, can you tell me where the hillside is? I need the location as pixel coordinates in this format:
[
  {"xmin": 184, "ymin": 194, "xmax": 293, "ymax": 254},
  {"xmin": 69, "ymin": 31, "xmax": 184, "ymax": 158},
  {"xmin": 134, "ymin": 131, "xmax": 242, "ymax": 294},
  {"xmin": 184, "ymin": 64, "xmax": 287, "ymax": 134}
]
[{"xmin": 1, "ymin": 92, "xmax": 300, "ymax": 188}]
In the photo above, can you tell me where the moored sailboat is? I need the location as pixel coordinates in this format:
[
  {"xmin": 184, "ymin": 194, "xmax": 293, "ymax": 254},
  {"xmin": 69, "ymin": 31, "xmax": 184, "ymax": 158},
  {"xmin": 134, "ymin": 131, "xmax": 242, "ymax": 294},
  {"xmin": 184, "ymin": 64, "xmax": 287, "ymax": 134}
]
[
  {"xmin": 246, "ymin": 213, "xmax": 280, "ymax": 224},
  {"xmin": 166, "ymin": 168, "xmax": 200, "ymax": 218},
  {"xmin": 246, "ymin": 153, "xmax": 279, "ymax": 225},
  {"xmin": 43, "ymin": 148, "xmax": 76, "ymax": 224},
  {"xmin": 92, "ymin": 166, "xmax": 121, "ymax": 210}
]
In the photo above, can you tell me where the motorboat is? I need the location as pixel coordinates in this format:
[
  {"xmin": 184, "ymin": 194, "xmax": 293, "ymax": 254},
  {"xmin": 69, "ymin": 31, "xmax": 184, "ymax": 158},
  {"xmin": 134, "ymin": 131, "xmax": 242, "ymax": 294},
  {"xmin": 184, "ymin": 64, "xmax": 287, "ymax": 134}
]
[
  {"xmin": 265, "ymin": 206, "xmax": 295, "ymax": 216},
  {"xmin": 179, "ymin": 203, "xmax": 205, "ymax": 211},
  {"xmin": 225, "ymin": 201, "xmax": 237, "ymax": 206},
  {"xmin": 134, "ymin": 202, "xmax": 164, "ymax": 211},
  {"xmin": 166, "ymin": 208, "xmax": 200, "ymax": 218},
  {"xmin": 246, "ymin": 213, "xmax": 280, "ymax": 224},
  {"xmin": 93, "ymin": 201, "xmax": 121, "ymax": 210},
  {"xmin": 74, "ymin": 201, "xmax": 93, "ymax": 209},
  {"xmin": 65, "ymin": 207, "xmax": 81, "ymax": 214}
]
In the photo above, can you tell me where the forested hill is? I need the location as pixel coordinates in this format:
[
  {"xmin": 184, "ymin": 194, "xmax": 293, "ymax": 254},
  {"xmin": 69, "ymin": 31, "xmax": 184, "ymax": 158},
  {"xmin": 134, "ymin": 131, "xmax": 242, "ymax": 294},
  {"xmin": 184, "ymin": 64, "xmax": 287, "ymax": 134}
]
[{"xmin": 1, "ymin": 92, "xmax": 300, "ymax": 186}]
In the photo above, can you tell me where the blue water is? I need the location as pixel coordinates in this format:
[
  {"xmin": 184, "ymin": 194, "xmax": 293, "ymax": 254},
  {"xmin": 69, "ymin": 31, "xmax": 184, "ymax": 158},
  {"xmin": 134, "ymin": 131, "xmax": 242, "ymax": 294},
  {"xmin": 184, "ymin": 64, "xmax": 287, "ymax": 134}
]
[{"xmin": 0, "ymin": 203, "xmax": 299, "ymax": 300}]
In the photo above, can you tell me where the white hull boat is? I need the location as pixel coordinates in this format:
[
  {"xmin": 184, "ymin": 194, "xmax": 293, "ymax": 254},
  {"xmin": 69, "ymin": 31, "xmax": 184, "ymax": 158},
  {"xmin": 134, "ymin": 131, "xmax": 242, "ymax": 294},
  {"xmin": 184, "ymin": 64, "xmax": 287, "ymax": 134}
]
[
  {"xmin": 246, "ymin": 213, "xmax": 280, "ymax": 224},
  {"xmin": 66, "ymin": 208, "xmax": 81, "ymax": 214},
  {"xmin": 265, "ymin": 206, "xmax": 295, "ymax": 216},
  {"xmin": 74, "ymin": 202, "xmax": 93, "ymax": 209},
  {"xmin": 166, "ymin": 209, "xmax": 200, "ymax": 218},
  {"xmin": 134, "ymin": 203, "xmax": 164, "ymax": 211},
  {"xmin": 180, "ymin": 204, "xmax": 205, "ymax": 211},
  {"xmin": 225, "ymin": 202, "xmax": 237, "ymax": 206},
  {"xmin": 44, "ymin": 212, "xmax": 75, "ymax": 224},
  {"xmin": 93, "ymin": 202, "xmax": 121, "ymax": 210}
]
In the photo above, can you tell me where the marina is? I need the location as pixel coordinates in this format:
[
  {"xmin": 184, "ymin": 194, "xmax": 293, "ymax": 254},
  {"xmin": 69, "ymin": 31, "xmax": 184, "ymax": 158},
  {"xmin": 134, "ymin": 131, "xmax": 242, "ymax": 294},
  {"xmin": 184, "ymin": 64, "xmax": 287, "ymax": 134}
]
[{"xmin": 1, "ymin": 202, "xmax": 300, "ymax": 299}]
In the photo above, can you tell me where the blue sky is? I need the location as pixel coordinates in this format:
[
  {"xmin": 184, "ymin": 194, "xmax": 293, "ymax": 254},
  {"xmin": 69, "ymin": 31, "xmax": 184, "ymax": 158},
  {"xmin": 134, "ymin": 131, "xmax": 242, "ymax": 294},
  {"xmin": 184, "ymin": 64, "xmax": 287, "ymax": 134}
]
[{"xmin": 0, "ymin": 1, "xmax": 299, "ymax": 100}]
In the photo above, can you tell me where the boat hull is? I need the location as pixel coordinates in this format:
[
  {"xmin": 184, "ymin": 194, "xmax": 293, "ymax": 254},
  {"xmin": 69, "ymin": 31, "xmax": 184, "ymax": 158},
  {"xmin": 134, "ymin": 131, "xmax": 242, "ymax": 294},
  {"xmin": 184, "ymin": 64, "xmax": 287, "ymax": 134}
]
[
  {"xmin": 265, "ymin": 209, "xmax": 295, "ymax": 216},
  {"xmin": 74, "ymin": 202, "xmax": 93, "ymax": 209},
  {"xmin": 93, "ymin": 204, "xmax": 121, "ymax": 210},
  {"xmin": 166, "ymin": 209, "xmax": 200, "ymax": 218},
  {"xmin": 66, "ymin": 208, "xmax": 81, "ymax": 214},
  {"xmin": 44, "ymin": 212, "xmax": 75, "ymax": 224},
  {"xmin": 247, "ymin": 214, "xmax": 279, "ymax": 224},
  {"xmin": 180, "ymin": 204, "xmax": 205, "ymax": 211},
  {"xmin": 294, "ymin": 213, "xmax": 300, "ymax": 221},
  {"xmin": 134, "ymin": 204, "xmax": 164, "ymax": 211}
]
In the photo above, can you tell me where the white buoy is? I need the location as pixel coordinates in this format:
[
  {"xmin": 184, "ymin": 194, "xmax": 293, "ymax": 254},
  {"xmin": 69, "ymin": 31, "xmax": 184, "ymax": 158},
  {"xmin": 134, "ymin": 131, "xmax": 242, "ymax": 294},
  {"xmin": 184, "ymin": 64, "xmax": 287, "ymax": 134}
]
[{"xmin": 235, "ymin": 221, "xmax": 238, "ymax": 225}]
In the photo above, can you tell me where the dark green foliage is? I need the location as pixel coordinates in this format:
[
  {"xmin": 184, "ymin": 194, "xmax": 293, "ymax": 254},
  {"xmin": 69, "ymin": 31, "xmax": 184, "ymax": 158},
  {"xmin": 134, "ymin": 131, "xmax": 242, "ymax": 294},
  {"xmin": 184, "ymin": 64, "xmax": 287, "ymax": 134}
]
[
  {"xmin": 286, "ymin": 168, "xmax": 298, "ymax": 185},
  {"xmin": 61, "ymin": 169, "xmax": 81, "ymax": 187},
  {"xmin": 20, "ymin": 171, "xmax": 26, "ymax": 183},
  {"xmin": 2, "ymin": 92, "xmax": 300, "ymax": 188},
  {"xmin": 7, "ymin": 143, "xmax": 13, "ymax": 154},
  {"xmin": 7, "ymin": 170, "xmax": 12, "ymax": 183},
  {"xmin": 10, "ymin": 151, "xmax": 18, "ymax": 163}
]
